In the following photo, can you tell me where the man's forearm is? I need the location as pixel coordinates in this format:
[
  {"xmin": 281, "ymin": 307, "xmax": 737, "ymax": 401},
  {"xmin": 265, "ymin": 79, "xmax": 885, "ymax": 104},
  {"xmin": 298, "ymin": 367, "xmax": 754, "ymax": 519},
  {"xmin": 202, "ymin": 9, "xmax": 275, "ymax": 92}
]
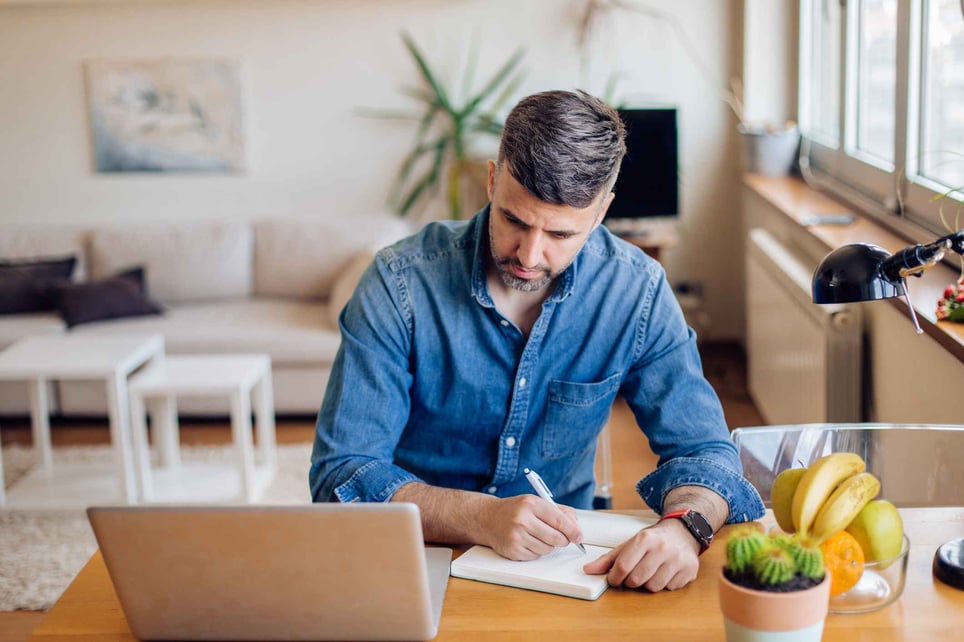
[
  {"xmin": 391, "ymin": 481, "xmax": 497, "ymax": 546},
  {"xmin": 661, "ymin": 485, "xmax": 730, "ymax": 533}
]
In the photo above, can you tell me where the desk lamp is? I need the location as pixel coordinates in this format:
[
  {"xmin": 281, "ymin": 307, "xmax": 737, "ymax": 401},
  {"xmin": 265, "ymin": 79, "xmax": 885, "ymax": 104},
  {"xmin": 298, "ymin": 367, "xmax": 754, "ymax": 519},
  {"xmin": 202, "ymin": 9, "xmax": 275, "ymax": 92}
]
[
  {"xmin": 811, "ymin": 228, "xmax": 964, "ymax": 591},
  {"xmin": 811, "ymin": 229, "xmax": 964, "ymax": 333}
]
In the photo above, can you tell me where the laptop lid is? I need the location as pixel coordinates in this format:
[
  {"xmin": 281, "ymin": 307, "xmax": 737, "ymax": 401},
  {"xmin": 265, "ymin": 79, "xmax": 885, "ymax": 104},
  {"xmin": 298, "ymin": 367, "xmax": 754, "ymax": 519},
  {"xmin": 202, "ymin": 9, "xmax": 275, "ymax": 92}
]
[{"xmin": 87, "ymin": 503, "xmax": 452, "ymax": 641}]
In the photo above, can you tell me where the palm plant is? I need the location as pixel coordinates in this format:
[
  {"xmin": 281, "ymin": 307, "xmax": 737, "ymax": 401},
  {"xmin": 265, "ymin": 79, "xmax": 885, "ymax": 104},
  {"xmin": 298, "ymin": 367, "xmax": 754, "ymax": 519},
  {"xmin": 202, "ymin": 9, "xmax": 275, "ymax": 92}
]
[{"xmin": 363, "ymin": 33, "xmax": 525, "ymax": 219}]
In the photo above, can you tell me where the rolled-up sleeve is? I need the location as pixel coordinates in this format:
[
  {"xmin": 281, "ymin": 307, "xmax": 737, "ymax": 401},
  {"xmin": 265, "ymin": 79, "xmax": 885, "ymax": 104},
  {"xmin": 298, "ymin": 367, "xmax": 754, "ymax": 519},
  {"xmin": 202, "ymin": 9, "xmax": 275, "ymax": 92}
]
[{"xmin": 637, "ymin": 457, "xmax": 766, "ymax": 523}]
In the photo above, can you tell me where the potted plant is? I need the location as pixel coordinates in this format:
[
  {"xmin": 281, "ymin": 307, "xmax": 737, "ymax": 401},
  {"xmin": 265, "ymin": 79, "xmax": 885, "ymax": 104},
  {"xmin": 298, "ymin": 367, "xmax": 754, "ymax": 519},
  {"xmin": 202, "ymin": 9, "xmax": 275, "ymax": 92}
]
[
  {"xmin": 361, "ymin": 33, "xmax": 525, "ymax": 220},
  {"xmin": 718, "ymin": 526, "xmax": 831, "ymax": 642}
]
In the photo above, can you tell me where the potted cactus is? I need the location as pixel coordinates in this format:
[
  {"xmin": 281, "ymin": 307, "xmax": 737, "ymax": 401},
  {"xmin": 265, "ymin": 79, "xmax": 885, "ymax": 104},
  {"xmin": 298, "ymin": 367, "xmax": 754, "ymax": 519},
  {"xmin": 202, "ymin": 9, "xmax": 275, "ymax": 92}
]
[{"xmin": 718, "ymin": 526, "xmax": 831, "ymax": 642}]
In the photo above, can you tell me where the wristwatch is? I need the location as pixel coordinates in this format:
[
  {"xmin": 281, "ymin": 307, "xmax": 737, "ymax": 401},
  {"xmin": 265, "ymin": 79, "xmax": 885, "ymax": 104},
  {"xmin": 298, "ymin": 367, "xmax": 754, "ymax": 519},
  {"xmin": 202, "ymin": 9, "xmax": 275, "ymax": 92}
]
[{"xmin": 659, "ymin": 509, "xmax": 714, "ymax": 554}]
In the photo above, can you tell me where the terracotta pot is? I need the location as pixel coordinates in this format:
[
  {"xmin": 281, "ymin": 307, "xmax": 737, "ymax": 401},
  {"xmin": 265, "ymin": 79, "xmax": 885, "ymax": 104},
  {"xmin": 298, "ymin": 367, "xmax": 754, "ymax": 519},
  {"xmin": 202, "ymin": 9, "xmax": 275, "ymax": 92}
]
[{"xmin": 718, "ymin": 573, "xmax": 831, "ymax": 642}]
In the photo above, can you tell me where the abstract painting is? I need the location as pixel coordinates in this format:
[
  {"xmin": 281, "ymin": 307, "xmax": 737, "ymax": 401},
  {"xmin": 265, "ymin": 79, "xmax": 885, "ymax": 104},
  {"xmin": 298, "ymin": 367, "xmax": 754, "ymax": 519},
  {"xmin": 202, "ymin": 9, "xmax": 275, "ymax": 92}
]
[{"xmin": 84, "ymin": 58, "xmax": 245, "ymax": 173}]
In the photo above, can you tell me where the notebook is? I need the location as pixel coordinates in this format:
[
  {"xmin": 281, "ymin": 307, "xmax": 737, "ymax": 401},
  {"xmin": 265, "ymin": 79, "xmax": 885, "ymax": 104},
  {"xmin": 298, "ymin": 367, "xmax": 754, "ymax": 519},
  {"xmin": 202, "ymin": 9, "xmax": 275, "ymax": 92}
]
[
  {"xmin": 87, "ymin": 503, "xmax": 452, "ymax": 641},
  {"xmin": 449, "ymin": 509, "xmax": 656, "ymax": 600}
]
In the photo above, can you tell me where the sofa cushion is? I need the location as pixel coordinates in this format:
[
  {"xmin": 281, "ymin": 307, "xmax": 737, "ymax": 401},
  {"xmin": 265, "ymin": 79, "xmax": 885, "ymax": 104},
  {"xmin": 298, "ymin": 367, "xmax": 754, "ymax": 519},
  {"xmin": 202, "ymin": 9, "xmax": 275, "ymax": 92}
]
[
  {"xmin": 69, "ymin": 299, "xmax": 341, "ymax": 366},
  {"xmin": 253, "ymin": 216, "xmax": 411, "ymax": 299},
  {"xmin": 57, "ymin": 267, "xmax": 164, "ymax": 327},
  {"xmin": 0, "ymin": 256, "xmax": 77, "ymax": 314},
  {"xmin": 327, "ymin": 249, "xmax": 375, "ymax": 328},
  {"xmin": 0, "ymin": 225, "xmax": 89, "ymax": 280},
  {"xmin": 0, "ymin": 314, "xmax": 66, "ymax": 351},
  {"xmin": 88, "ymin": 220, "xmax": 253, "ymax": 304}
]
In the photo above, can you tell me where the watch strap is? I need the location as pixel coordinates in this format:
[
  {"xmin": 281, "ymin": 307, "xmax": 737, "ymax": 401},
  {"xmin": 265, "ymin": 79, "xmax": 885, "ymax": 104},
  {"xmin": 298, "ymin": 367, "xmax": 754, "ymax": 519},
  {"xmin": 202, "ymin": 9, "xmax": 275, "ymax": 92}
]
[{"xmin": 659, "ymin": 509, "xmax": 713, "ymax": 554}]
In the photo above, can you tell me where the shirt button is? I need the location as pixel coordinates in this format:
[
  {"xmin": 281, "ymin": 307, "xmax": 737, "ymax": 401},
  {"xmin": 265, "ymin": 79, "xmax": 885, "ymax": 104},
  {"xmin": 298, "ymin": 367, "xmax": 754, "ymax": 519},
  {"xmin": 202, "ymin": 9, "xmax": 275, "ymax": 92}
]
[
  {"xmin": 500, "ymin": 319, "xmax": 509, "ymax": 327},
  {"xmin": 505, "ymin": 436, "xmax": 516, "ymax": 448},
  {"xmin": 519, "ymin": 377, "xmax": 527, "ymax": 388},
  {"xmin": 487, "ymin": 486, "xmax": 498, "ymax": 494}
]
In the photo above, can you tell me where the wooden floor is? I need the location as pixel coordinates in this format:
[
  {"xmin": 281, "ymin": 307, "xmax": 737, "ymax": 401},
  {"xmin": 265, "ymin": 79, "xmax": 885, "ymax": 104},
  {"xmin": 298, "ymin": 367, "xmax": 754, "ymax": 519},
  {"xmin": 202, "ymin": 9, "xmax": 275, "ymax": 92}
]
[{"xmin": 0, "ymin": 342, "xmax": 762, "ymax": 641}]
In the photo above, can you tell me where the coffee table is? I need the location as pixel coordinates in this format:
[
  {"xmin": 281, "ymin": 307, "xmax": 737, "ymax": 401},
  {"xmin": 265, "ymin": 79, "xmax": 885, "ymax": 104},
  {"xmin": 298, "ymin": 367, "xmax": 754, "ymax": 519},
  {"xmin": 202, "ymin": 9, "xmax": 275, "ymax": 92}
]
[
  {"xmin": 127, "ymin": 354, "xmax": 277, "ymax": 503},
  {"xmin": 0, "ymin": 333, "xmax": 165, "ymax": 508}
]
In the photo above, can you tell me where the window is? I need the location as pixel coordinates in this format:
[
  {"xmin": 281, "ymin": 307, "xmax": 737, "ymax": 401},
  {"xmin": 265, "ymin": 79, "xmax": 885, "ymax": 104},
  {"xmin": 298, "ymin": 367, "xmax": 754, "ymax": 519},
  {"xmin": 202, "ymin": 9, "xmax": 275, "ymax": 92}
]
[{"xmin": 800, "ymin": 0, "xmax": 964, "ymax": 236}]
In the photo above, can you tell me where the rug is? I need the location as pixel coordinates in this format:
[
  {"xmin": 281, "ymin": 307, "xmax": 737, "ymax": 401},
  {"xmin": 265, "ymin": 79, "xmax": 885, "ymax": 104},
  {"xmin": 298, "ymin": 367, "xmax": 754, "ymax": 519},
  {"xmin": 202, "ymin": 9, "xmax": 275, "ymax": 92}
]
[{"xmin": 0, "ymin": 443, "xmax": 313, "ymax": 612}]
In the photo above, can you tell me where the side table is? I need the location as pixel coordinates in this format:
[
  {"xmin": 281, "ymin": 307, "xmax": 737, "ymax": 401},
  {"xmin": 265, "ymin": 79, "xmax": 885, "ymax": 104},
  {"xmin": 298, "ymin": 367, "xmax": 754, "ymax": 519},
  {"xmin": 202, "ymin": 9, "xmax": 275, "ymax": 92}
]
[
  {"xmin": 0, "ymin": 334, "xmax": 165, "ymax": 508},
  {"xmin": 128, "ymin": 354, "xmax": 277, "ymax": 503}
]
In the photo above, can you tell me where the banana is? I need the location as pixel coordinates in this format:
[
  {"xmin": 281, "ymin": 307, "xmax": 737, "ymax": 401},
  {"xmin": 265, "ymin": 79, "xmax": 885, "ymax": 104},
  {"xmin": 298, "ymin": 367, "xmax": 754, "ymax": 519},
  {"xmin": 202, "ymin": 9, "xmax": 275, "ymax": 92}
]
[
  {"xmin": 791, "ymin": 452, "xmax": 866, "ymax": 535},
  {"xmin": 810, "ymin": 471, "xmax": 881, "ymax": 543}
]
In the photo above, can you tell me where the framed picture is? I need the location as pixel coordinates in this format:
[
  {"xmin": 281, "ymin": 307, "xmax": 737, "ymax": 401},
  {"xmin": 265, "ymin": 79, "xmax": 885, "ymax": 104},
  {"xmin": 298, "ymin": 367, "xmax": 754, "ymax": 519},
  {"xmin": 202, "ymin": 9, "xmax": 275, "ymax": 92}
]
[{"xmin": 84, "ymin": 58, "xmax": 245, "ymax": 173}]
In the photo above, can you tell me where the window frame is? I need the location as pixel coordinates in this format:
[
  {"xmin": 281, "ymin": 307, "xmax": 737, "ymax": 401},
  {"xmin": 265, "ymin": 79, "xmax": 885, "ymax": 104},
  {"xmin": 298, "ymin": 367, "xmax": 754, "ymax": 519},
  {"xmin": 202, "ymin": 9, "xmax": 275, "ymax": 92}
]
[{"xmin": 798, "ymin": 0, "xmax": 963, "ymax": 240}]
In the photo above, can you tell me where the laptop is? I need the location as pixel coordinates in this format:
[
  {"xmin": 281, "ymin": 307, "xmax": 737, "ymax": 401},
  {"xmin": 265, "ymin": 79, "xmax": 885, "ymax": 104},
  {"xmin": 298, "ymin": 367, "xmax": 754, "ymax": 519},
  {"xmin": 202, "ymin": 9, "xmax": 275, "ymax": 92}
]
[{"xmin": 87, "ymin": 503, "xmax": 452, "ymax": 641}]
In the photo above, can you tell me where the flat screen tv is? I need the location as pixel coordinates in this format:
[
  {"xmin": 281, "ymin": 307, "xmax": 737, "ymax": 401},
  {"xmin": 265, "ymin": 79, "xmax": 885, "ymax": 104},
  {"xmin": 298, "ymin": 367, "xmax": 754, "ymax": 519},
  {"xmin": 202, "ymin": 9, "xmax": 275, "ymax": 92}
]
[{"xmin": 605, "ymin": 108, "xmax": 679, "ymax": 234}]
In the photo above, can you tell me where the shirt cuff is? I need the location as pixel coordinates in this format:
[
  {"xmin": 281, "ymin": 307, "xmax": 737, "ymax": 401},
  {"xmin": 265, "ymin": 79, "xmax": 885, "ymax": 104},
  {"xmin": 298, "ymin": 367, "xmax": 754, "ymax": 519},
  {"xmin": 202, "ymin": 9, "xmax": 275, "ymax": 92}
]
[
  {"xmin": 333, "ymin": 459, "xmax": 424, "ymax": 503},
  {"xmin": 635, "ymin": 457, "xmax": 766, "ymax": 524}
]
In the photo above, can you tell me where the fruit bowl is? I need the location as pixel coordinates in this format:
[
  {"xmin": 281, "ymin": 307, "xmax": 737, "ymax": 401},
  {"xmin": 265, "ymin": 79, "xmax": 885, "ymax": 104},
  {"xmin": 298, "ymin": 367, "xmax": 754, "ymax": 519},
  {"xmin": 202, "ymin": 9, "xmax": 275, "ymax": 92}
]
[{"xmin": 828, "ymin": 534, "xmax": 910, "ymax": 614}]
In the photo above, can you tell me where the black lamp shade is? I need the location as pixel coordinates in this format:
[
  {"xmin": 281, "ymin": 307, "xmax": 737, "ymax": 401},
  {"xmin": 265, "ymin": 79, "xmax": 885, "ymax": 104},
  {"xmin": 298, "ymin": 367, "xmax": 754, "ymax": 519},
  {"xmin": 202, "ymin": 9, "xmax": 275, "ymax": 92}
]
[{"xmin": 812, "ymin": 243, "xmax": 905, "ymax": 303}]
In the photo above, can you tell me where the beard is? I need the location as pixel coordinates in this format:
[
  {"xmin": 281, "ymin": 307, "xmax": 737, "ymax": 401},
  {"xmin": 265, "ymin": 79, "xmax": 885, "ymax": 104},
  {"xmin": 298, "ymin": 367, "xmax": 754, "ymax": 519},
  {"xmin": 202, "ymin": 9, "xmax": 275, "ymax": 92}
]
[{"xmin": 492, "ymin": 256, "xmax": 554, "ymax": 292}]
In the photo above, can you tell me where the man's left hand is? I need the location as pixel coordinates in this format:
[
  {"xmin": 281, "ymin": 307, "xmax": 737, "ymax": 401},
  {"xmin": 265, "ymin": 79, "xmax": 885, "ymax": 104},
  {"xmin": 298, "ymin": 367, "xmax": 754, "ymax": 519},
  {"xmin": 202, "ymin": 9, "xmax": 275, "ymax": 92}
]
[{"xmin": 582, "ymin": 518, "xmax": 700, "ymax": 591}]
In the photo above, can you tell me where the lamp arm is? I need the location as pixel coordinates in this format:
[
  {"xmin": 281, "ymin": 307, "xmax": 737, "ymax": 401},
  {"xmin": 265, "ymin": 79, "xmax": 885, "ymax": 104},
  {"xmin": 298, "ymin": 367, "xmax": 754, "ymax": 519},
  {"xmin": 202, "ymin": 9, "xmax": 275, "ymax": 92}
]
[{"xmin": 881, "ymin": 229, "xmax": 964, "ymax": 281}]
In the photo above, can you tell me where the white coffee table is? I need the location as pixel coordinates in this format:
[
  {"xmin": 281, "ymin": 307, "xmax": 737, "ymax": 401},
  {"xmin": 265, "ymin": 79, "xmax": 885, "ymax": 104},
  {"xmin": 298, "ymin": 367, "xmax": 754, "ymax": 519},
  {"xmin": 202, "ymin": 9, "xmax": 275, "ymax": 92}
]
[
  {"xmin": 0, "ymin": 333, "xmax": 165, "ymax": 508},
  {"xmin": 127, "ymin": 354, "xmax": 277, "ymax": 503}
]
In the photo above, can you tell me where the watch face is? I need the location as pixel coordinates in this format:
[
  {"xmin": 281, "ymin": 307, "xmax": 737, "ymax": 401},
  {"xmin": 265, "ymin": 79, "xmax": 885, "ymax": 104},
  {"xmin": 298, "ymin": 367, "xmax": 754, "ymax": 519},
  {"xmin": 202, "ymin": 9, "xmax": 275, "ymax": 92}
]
[{"xmin": 685, "ymin": 511, "xmax": 714, "ymax": 539}]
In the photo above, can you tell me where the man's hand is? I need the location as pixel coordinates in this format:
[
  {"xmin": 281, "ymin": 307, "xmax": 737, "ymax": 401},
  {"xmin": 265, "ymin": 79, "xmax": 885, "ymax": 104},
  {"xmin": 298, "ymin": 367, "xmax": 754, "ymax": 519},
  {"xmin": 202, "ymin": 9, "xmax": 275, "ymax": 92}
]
[
  {"xmin": 582, "ymin": 518, "xmax": 699, "ymax": 591},
  {"xmin": 583, "ymin": 485, "xmax": 729, "ymax": 592},
  {"xmin": 479, "ymin": 494, "xmax": 584, "ymax": 560},
  {"xmin": 391, "ymin": 481, "xmax": 583, "ymax": 561}
]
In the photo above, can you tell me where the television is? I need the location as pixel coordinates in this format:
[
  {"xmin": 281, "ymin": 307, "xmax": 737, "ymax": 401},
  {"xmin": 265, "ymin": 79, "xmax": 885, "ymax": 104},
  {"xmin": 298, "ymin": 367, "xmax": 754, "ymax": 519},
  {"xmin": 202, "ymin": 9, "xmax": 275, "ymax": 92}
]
[{"xmin": 604, "ymin": 108, "xmax": 679, "ymax": 234}]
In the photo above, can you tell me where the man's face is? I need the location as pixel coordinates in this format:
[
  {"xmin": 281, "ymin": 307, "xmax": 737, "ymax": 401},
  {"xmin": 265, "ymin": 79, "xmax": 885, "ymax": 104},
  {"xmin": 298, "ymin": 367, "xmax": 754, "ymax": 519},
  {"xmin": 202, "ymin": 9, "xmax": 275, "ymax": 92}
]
[{"xmin": 486, "ymin": 161, "xmax": 613, "ymax": 292}]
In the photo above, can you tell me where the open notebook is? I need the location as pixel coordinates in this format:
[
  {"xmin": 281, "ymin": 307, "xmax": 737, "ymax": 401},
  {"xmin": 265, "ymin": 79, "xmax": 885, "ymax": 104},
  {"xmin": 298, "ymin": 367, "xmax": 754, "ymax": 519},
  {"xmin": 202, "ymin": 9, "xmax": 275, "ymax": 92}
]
[{"xmin": 449, "ymin": 509, "xmax": 656, "ymax": 600}]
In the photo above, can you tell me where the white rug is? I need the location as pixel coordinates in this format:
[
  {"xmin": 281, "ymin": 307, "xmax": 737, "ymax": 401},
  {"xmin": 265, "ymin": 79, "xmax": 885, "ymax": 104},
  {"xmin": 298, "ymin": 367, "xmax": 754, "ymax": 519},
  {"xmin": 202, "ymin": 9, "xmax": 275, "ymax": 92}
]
[{"xmin": 0, "ymin": 443, "xmax": 313, "ymax": 612}]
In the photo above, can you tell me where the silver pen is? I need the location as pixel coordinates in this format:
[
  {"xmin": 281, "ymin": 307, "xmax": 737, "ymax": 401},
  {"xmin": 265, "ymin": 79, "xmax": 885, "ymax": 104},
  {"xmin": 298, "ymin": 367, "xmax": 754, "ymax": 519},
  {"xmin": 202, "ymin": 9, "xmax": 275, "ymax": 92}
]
[{"xmin": 523, "ymin": 467, "xmax": 587, "ymax": 553}]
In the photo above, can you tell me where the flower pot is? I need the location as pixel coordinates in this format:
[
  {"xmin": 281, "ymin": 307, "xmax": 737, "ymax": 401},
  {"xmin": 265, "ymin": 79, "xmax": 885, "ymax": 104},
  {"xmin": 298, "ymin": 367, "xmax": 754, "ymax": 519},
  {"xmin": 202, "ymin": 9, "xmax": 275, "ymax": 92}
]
[
  {"xmin": 719, "ymin": 572, "xmax": 831, "ymax": 642},
  {"xmin": 738, "ymin": 124, "xmax": 800, "ymax": 177}
]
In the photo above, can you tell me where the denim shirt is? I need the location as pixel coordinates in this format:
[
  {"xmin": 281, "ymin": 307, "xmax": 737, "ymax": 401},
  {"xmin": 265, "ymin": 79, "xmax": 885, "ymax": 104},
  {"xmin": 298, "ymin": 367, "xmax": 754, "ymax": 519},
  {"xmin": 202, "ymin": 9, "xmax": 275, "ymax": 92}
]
[{"xmin": 310, "ymin": 206, "xmax": 765, "ymax": 523}]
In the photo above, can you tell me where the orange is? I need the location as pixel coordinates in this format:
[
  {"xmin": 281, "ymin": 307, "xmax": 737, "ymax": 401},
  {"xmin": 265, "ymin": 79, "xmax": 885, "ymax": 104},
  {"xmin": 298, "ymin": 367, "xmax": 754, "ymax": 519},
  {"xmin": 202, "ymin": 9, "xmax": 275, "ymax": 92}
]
[{"xmin": 821, "ymin": 530, "xmax": 865, "ymax": 597}]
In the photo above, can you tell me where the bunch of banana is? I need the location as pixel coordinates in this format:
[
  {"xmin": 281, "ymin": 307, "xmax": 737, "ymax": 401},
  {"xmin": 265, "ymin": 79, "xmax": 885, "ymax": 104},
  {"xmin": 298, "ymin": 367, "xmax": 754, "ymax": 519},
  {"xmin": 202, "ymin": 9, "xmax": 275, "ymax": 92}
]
[{"xmin": 770, "ymin": 452, "xmax": 880, "ymax": 543}]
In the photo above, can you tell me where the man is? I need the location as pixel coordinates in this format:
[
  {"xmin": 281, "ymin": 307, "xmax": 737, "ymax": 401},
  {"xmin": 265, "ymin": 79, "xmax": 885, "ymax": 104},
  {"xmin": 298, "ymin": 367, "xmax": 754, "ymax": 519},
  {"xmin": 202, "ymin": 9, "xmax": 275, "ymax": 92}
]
[{"xmin": 310, "ymin": 89, "xmax": 764, "ymax": 592}]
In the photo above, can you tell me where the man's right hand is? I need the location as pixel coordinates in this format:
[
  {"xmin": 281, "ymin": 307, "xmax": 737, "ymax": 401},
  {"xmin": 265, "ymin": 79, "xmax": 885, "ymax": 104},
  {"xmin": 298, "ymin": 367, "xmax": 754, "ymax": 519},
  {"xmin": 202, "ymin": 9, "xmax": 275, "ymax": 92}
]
[
  {"xmin": 479, "ymin": 494, "xmax": 585, "ymax": 560},
  {"xmin": 391, "ymin": 482, "xmax": 584, "ymax": 560}
]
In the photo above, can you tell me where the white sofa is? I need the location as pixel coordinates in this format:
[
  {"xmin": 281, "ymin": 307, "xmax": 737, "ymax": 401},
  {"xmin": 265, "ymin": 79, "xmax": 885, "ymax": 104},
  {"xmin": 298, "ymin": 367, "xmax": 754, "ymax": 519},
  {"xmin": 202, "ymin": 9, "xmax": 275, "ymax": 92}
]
[{"xmin": 0, "ymin": 216, "xmax": 411, "ymax": 417}]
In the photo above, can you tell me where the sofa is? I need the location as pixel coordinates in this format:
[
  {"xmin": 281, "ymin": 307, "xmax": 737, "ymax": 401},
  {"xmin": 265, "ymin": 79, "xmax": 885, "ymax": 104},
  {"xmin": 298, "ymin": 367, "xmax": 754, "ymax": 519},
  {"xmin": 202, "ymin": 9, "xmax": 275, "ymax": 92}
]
[{"xmin": 0, "ymin": 215, "xmax": 412, "ymax": 417}]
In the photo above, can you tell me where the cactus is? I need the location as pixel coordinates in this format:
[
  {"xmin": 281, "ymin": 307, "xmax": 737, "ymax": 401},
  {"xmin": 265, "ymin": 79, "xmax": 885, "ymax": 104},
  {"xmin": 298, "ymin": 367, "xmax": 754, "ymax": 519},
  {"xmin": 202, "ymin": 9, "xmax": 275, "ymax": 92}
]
[
  {"xmin": 783, "ymin": 537, "xmax": 826, "ymax": 580},
  {"xmin": 725, "ymin": 526, "xmax": 770, "ymax": 573},
  {"xmin": 753, "ymin": 548, "xmax": 797, "ymax": 586},
  {"xmin": 724, "ymin": 527, "xmax": 826, "ymax": 592}
]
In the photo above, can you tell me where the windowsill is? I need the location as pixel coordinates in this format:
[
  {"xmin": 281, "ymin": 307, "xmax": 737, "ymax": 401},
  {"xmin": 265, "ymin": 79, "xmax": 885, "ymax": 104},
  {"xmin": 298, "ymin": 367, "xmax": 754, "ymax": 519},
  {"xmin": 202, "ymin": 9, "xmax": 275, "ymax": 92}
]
[{"xmin": 743, "ymin": 173, "xmax": 964, "ymax": 364}]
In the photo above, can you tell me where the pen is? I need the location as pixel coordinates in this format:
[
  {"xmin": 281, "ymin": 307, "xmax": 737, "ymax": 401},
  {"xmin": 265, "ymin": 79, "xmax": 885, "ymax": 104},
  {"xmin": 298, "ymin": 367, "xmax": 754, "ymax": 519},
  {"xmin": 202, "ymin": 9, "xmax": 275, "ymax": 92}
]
[{"xmin": 523, "ymin": 467, "xmax": 587, "ymax": 553}]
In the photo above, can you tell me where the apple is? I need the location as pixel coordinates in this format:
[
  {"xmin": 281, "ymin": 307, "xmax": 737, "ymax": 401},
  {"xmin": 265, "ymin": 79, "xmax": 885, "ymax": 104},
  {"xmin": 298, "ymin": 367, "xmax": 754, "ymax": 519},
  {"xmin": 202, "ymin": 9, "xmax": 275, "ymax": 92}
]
[
  {"xmin": 770, "ymin": 467, "xmax": 806, "ymax": 533},
  {"xmin": 846, "ymin": 499, "xmax": 904, "ymax": 565}
]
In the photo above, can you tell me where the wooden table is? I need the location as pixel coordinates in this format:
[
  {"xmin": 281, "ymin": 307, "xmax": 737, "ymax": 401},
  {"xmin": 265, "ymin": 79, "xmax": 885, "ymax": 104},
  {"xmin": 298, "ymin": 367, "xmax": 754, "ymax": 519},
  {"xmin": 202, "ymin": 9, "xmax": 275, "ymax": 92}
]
[{"xmin": 28, "ymin": 508, "xmax": 964, "ymax": 641}]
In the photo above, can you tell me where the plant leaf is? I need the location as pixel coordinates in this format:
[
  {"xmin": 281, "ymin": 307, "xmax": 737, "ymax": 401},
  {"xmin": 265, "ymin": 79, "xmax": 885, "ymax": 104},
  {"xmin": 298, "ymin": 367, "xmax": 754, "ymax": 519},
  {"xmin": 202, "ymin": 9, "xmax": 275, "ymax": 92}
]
[
  {"xmin": 460, "ymin": 48, "xmax": 525, "ymax": 119},
  {"xmin": 392, "ymin": 132, "xmax": 450, "ymax": 205},
  {"xmin": 398, "ymin": 138, "xmax": 448, "ymax": 216},
  {"xmin": 401, "ymin": 32, "xmax": 454, "ymax": 115}
]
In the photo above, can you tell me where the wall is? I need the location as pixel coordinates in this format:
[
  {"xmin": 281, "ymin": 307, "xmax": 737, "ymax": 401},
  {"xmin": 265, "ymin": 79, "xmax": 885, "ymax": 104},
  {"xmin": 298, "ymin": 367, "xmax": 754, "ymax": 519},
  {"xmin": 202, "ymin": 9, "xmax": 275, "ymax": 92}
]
[{"xmin": 0, "ymin": 0, "xmax": 746, "ymax": 340}]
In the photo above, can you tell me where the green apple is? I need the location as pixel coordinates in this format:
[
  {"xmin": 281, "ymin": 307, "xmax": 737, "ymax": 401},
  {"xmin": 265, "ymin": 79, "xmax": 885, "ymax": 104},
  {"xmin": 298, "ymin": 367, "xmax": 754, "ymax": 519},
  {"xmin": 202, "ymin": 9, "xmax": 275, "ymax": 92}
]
[
  {"xmin": 770, "ymin": 467, "xmax": 806, "ymax": 533},
  {"xmin": 846, "ymin": 499, "xmax": 904, "ymax": 565}
]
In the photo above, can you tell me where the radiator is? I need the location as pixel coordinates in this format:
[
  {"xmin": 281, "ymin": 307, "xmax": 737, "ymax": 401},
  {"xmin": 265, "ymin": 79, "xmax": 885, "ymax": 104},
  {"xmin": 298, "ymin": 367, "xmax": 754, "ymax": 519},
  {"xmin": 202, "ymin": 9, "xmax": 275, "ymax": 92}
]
[{"xmin": 745, "ymin": 228, "xmax": 862, "ymax": 424}]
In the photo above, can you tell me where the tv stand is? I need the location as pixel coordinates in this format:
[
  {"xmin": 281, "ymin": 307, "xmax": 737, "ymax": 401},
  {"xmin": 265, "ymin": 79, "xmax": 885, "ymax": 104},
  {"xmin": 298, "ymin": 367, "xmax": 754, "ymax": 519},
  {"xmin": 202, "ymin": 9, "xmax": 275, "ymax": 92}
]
[{"xmin": 610, "ymin": 219, "xmax": 679, "ymax": 262}]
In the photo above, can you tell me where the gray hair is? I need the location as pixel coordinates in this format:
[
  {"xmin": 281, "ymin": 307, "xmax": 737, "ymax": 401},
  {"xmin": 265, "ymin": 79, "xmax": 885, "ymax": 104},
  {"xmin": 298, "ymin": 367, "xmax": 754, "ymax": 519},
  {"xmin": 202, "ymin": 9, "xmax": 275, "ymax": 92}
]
[{"xmin": 497, "ymin": 90, "xmax": 626, "ymax": 208}]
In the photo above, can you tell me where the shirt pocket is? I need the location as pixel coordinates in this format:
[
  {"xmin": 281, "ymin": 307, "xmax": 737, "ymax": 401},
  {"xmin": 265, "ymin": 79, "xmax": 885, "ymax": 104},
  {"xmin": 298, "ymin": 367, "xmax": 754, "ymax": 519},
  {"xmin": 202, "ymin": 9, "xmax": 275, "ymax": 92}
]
[{"xmin": 542, "ymin": 372, "xmax": 622, "ymax": 460}]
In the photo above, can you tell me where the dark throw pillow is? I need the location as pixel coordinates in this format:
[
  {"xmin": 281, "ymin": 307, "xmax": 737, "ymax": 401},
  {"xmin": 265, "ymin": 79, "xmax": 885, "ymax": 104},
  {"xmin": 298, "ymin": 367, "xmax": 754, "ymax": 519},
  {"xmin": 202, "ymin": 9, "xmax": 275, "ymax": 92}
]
[
  {"xmin": 0, "ymin": 256, "xmax": 78, "ymax": 314},
  {"xmin": 57, "ymin": 266, "xmax": 164, "ymax": 327}
]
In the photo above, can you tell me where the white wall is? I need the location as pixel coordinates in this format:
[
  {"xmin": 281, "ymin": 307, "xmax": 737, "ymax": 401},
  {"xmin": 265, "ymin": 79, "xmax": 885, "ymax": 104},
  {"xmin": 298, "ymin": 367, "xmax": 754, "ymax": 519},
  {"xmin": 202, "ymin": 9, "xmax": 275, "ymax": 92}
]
[{"xmin": 0, "ymin": 0, "xmax": 745, "ymax": 339}]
